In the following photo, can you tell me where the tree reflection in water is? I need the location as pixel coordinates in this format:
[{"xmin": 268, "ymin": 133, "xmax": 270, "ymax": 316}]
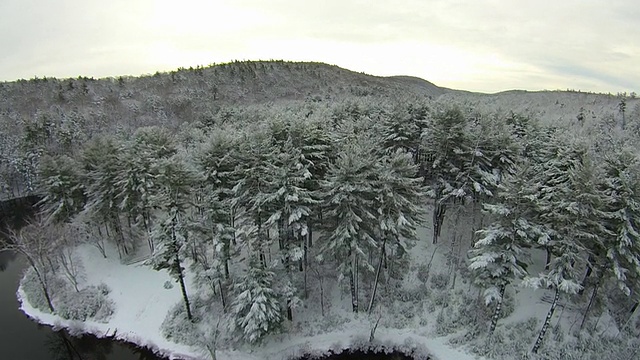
[
  {"xmin": 0, "ymin": 250, "xmax": 17, "ymax": 271},
  {"xmin": 45, "ymin": 331, "xmax": 161, "ymax": 360}
]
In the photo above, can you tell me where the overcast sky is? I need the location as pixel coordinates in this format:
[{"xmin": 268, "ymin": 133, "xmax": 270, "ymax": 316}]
[{"xmin": 0, "ymin": 0, "xmax": 637, "ymax": 93}]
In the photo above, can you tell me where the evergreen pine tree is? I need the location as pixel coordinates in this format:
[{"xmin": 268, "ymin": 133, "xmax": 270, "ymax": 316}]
[
  {"xmin": 319, "ymin": 135, "xmax": 379, "ymax": 312},
  {"xmin": 81, "ymin": 136, "xmax": 131, "ymax": 258},
  {"xmin": 38, "ymin": 154, "xmax": 86, "ymax": 223},
  {"xmin": 469, "ymin": 165, "xmax": 536, "ymax": 336},
  {"xmin": 151, "ymin": 155, "xmax": 199, "ymax": 321},
  {"xmin": 367, "ymin": 148, "xmax": 427, "ymax": 313},
  {"xmin": 229, "ymin": 261, "xmax": 283, "ymax": 344},
  {"xmin": 599, "ymin": 149, "xmax": 640, "ymax": 296},
  {"xmin": 420, "ymin": 106, "xmax": 471, "ymax": 244}
]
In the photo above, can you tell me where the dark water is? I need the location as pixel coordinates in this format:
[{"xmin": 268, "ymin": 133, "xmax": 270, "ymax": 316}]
[
  {"xmin": 0, "ymin": 197, "xmax": 165, "ymax": 360},
  {"xmin": 307, "ymin": 350, "xmax": 416, "ymax": 360},
  {"xmin": 0, "ymin": 249, "xmax": 166, "ymax": 360}
]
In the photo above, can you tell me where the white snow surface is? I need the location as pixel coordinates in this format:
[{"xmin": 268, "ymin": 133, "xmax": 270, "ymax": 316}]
[{"xmin": 18, "ymin": 241, "xmax": 482, "ymax": 360}]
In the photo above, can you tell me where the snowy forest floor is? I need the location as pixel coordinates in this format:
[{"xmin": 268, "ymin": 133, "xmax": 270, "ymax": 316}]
[{"xmin": 17, "ymin": 204, "xmax": 640, "ymax": 360}]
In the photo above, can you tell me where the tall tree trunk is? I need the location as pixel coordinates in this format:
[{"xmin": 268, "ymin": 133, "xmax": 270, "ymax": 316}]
[
  {"xmin": 177, "ymin": 265, "xmax": 193, "ymax": 321},
  {"xmin": 367, "ymin": 238, "xmax": 386, "ymax": 314},
  {"xmin": 299, "ymin": 235, "xmax": 304, "ymax": 272},
  {"xmin": 217, "ymin": 279, "xmax": 226, "ymax": 312},
  {"xmin": 278, "ymin": 218, "xmax": 285, "ymax": 251},
  {"xmin": 580, "ymin": 277, "xmax": 601, "ymax": 330},
  {"xmin": 488, "ymin": 283, "xmax": 506, "ymax": 335},
  {"xmin": 450, "ymin": 209, "xmax": 462, "ymax": 289},
  {"xmin": 470, "ymin": 201, "xmax": 479, "ymax": 246},
  {"xmin": 172, "ymin": 217, "xmax": 193, "ymax": 321},
  {"xmin": 224, "ymin": 256, "xmax": 230, "ymax": 279},
  {"xmin": 230, "ymin": 207, "xmax": 236, "ymax": 246},
  {"xmin": 222, "ymin": 226, "xmax": 230, "ymax": 279},
  {"xmin": 303, "ymin": 233, "xmax": 308, "ymax": 299},
  {"xmin": 578, "ymin": 256, "xmax": 594, "ymax": 296},
  {"xmin": 313, "ymin": 267, "xmax": 325, "ymax": 316},
  {"xmin": 350, "ymin": 250, "xmax": 358, "ymax": 312},
  {"xmin": 257, "ymin": 213, "xmax": 265, "ymax": 267},
  {"xmin": 115, "ymin": 214, "xmax": 128, "ymax": 255},
  {"xmin": 144, "ymin": 213, "xmax": 154, "ymax": 253},
  {"xmin": 287, "ymin": 300, "xmax": 293, "ymax": 321},
  {"xmin": 433, "ymin": 201, "xmax": 446, "ymax": 244},
  {"xmin": 544, "ymin": 247, "xmax": 552, "ymax": 271},
  {"xmin": 532, "ymin": 288, "xmax": 560, "ymax": 354}
]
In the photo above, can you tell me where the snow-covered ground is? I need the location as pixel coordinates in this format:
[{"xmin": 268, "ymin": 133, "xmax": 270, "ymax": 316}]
[
  {"xmin": 18, "ymin": 239, "xmax": 484, "ymax": 360},
  {"xmin": 18, "ymin": 205, "xmax": 624, "ymax": 360}
]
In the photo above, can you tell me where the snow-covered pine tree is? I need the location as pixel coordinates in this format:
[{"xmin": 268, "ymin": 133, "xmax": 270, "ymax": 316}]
[
  {"xmin": 319, "ymin": 135, "xmax": 379, "ymax": 313},
  {"xmin": 232, "ymin": 131, "xmax": 279, "ymax": 266},
  {"xmin": 38, "ymin": 154, "xmax": 86, "ymax": 223},
  {"xmin": 523, "ymin": 142, "xmax": 588, "ymax": 353},
  {"xmin": 529, "ymin": 135, "xmax": 584, "ymax": 270},
  {"xmin": 367, "ymin": 148, "xmax": 428, "ymax": 313},
  {"xmin": 114, "ymin": 127, "xmax": 176, "ymax": 253},
  {"xmin": 420, "ymin": 106, "xmax": 471, "ymax": 244},
  {"xmin": 261, "ymin": 138, "xmax": 320, "ymax": 317},
  {"xmin": 469, "ymin": 165, "xmax": 536, "ymax": 336},
  {"xmin": 229, "ymin": 261, "xmax": 283, "ymax": 344},
  {"xmin": 81, "ymin": 136, "xmax": 131, "ymax": 258},
  {"xmin": 196, "ymin": 128, "xmax": 241, "ymax": 202},
  {"xmin": 195, "ymin": 128, "xmax": 243, "ymax": 280},
  {"xmin": 379, "ymin": 103, "xmax": 426, "ymax": 155},
  {"xmin": 151, "ymin": 154, "xmax": 200, "ymax": 321},
  {"xmin": 189, "ymin": 186, "xmax": 233, "ymax": 310},
  {"xmin": 294, "ymin": 120, "xmax": 334, "ymax": 274},
  {"xmin": 561, "ymin": 147, "xmax": 613, "ymax": 333},
  {"xmin": 264, "ymin": 117, "xmax": 334, "ymax": 303},
  {"xmin": 598, "ymin": 148, "xmax": 640, "ymax": 297},
  {"xmin": 465, "ymin": 113, "xmax": 519, "ymax": 202}
]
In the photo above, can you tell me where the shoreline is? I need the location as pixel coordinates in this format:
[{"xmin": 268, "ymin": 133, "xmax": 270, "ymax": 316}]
[
  {"xmin": 14, "ymin": 243, "xmax": 481, "ymax": 360},
  {"xmin": 17, "ymin": 285, "xmax": 203, "ymax": 360},
  {"xmin": 17, "ymin": 283, "xmax": 473, "ymax": 360}
]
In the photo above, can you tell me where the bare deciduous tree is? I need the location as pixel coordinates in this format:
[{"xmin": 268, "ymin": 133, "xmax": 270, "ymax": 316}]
[{"xmin": 1, "ymin": 217, "xmax": 60, "ymax": 312}]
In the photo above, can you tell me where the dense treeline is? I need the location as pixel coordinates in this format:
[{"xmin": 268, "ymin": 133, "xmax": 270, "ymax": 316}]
[
  {"xmin": 0, "ymin": 60, "xmax": 445, "ymax": 199},
  {"xmin": 2, "ymin": 62, "xmax": 640, "ymax": 358},
  {"xmin": 15, "ymin": 94, "xmax": 639, "ymax": 350},
  {"xmin": 2, "ymin": 60, "xmax": 638, "ymax": 200}
]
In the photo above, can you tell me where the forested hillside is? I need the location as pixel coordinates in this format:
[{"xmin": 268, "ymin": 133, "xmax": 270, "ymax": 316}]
[{"xmin": 2, "ymin": 61, "xmax": 640, "ymax": 360}]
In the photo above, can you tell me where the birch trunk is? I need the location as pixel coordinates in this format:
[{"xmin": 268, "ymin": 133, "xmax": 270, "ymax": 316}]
[
  {"xmin": 367, "ymin": 238, "xmax": 386, "ymax": 314},
  {"xmin": 488, "ymin": 283, "xmax": 506, "ymax": 336},
  {"xmin": 532, "ymin": 288, "xmax": 560, "ymax": 354}
]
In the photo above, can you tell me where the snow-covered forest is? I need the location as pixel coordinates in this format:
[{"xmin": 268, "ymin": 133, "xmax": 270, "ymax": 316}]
[{"xmin": 2, "ymin": 61, "xmax": 640, "ymax": 360}]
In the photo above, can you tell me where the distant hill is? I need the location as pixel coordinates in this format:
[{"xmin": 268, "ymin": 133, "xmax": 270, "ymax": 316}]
[
  {"xmin": 121, "ymin": 60, "xmax": 447, "ymax": 104},
  {"xmin": 438, "ymin": 88, "xmax": 639, "ymax": 126},
  {"xmin": 0, "ymin": 60, "xmax": 637, "ymax": 134},
  {"xmin": 0, "ymin": 61, "xmax": 447, "ymax": 130}
]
